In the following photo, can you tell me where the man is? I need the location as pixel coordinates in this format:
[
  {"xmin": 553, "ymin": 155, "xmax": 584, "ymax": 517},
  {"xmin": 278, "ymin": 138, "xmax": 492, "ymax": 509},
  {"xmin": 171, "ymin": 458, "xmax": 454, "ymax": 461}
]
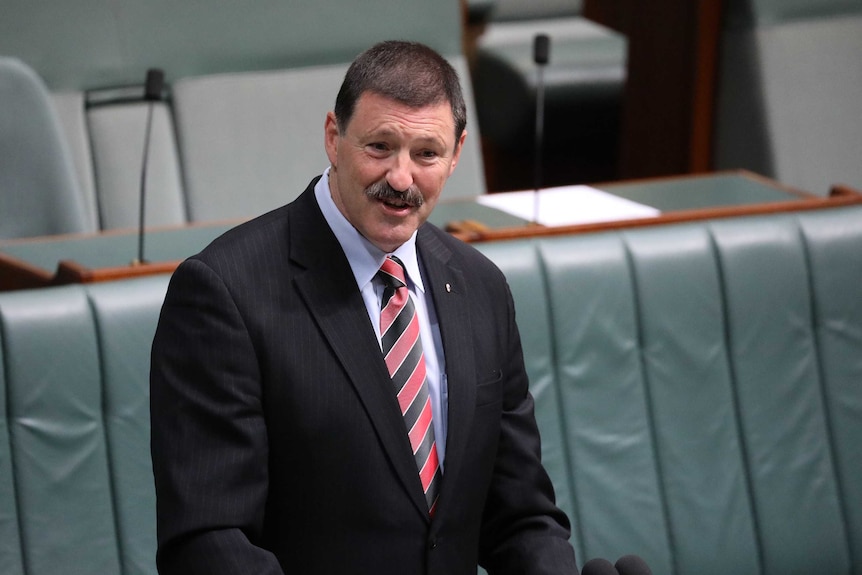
[{"xmin": 150, "ymin": 40, "xmax": 578, "ymax": 575}]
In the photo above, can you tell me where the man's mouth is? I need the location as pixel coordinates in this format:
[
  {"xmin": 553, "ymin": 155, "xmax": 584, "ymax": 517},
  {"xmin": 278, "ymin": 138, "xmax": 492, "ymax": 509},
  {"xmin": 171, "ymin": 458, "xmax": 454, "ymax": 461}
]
[{"xmin": 382, "ymin": 196, "xmax": 411, "ymax": 209}]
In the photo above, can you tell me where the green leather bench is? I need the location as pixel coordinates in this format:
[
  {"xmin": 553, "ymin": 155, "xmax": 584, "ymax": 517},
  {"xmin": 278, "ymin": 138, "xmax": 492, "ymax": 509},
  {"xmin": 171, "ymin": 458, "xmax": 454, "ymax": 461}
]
[
  {"xmin": 0, "ymin": 276, "xmax": 168, "ymax": 575},
  {"xmin": 481, "ymin": 204, "xmax": 862, "ymax": 573},
  {"xmin": 1, "ymin": 203, "xmax": 861, "ymax": 574}
]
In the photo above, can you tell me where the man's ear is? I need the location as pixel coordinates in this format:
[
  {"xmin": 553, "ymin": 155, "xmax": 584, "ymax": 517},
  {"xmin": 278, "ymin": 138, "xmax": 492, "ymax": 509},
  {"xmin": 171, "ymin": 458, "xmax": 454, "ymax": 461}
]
[
  {"xmin": 449, "ymin": 129, "xmax": 468, "ymax": 176},
  {"xmin": 324, "ymin": 111, "xmax": 340, "ymax": 168}
]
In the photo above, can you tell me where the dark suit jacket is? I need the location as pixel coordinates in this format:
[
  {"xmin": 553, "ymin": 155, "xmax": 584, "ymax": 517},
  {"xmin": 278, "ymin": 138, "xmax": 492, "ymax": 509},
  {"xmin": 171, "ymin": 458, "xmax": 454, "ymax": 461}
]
[{"xmin": 150, "ymin": 178, "xmax": 577, "ymax": 575}]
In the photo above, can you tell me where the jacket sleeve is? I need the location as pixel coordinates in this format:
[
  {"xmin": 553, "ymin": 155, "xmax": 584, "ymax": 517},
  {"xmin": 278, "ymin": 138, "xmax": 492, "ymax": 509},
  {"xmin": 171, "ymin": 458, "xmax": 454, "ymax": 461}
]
[
  {"xmin": 150, "ymin": 257, "xmax": 285, "ymax": 575},
  {"xmin": 478, "ymin": 279, "xmax": 579, "ymax": 575}
]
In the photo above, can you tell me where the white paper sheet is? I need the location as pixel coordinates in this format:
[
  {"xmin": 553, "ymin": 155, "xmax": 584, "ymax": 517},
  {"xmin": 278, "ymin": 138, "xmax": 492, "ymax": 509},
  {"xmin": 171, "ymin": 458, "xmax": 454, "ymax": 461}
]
[{"xmin": 477, "ymin": 185, "xmax": 661, "ymax": 226}]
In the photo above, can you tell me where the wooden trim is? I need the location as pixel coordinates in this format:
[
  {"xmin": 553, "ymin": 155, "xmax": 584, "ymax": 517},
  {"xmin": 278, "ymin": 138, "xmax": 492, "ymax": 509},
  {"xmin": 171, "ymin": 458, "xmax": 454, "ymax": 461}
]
[
  {"xmin": 452, "ymin": 192, "xmax": 862, "ymax": 244},
  {"xmin": 0, "ymin": 251, "xmax": 54, "ymax": 291},
  {"xmin": 52, "ymin": 259, "xmax": 181, "ymax": 285},
  {"xmin": 1, "ymin": 254, "xmax": 183, "ymax": 292},
  {"xmin": 690, "ymin": 0, "xmax": 723, "ymax": 172},
  {"xmin": 830, "ymin": 183, "xmax": 862, "ymax": 198}
]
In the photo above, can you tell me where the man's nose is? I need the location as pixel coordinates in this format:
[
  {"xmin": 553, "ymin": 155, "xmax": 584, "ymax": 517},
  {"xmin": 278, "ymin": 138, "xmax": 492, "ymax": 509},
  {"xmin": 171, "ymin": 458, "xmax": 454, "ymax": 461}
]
[{"xmin": 386, "ymin": 152, "xmax": 415, "ymax": 192}]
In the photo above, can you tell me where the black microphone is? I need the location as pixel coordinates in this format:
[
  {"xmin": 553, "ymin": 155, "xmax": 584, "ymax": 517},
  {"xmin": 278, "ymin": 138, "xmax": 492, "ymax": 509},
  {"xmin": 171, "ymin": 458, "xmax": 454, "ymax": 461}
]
[
  {"xmin": 532, "ymin": 33, "xmax": 550, "ymax": 225},
  {"xmin": 534, "ymin": 33, "xmax": 550, "ymax": 66},
  {"xmin": 615, "ymin": 554, "xmax": 653, "ymax": 575},
  {"xmin": 144, "ymin": 68, "xmax": 164, "ymax": 101},
  {"xmin": 134, "ymin": 68, "xmax": 165, "ymax": 265}
]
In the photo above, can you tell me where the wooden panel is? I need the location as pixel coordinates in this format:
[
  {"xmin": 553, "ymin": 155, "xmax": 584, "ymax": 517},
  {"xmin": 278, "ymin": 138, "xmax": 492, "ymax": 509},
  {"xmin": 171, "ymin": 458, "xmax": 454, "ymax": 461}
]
[{"xmin": 584, "ymin": 0, "xmax": 723, "ymax": 178}]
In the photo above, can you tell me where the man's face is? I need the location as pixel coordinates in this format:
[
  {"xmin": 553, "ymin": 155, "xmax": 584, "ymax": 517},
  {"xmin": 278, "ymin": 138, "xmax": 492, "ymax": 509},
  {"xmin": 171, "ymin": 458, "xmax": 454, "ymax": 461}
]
[{"xmin": 324, "ymin": 91, "xmax": 466, "ymax": 253}]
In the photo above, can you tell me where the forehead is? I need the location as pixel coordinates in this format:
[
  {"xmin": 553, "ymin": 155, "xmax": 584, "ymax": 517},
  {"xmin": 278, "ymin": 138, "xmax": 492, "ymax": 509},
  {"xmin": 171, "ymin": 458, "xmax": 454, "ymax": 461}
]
[{"xmin": 347, "ymin": 92, "xmax": 456, "ymax": 143}]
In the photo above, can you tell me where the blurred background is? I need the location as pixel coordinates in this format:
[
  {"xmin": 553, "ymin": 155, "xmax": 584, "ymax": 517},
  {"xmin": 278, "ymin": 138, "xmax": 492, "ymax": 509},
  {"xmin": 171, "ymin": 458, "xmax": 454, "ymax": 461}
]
[{"xmin": 1, "ymin": 0, "xmax": 861, "ymax": 240}]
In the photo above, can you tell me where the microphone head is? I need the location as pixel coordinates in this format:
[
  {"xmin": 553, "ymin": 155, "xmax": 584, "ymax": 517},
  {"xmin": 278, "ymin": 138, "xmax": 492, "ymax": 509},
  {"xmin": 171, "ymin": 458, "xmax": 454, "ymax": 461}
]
[
  {"xmin": 533, "ymin": 33, "xmax": 550, "ymax": 65},
  {"xmin": 144, "ymin": 68, "xmax": 165, "ymax": 101},
  {"xmin": 615, "ymin": 555, "xmax": 653, "ymax": 575},
  {"xmin": 581, "ymin": 557, "xmax": 620, "ymax": 575}
]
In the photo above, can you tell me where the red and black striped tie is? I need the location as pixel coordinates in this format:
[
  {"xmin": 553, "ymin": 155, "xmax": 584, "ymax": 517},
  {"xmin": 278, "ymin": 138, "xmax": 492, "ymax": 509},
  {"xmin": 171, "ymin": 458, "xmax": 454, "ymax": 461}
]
[{"xmin": 378, "ymin": 255, "xmax": 441, "ymax": 516}]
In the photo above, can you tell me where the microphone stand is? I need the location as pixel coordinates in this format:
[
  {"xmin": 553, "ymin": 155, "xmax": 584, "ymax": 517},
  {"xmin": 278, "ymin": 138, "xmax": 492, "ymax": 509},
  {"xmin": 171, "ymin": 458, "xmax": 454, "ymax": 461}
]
[
  {"xmin": 134, "ymin": 68, "xmax": 164, "ymax": 266},
  {"xmin": 532, "ymin": 34, "xmax": 550, "ymax": 225},
  {"xmin": 136, "ymin": 103, "xmax": 155, "ymax": 265}
]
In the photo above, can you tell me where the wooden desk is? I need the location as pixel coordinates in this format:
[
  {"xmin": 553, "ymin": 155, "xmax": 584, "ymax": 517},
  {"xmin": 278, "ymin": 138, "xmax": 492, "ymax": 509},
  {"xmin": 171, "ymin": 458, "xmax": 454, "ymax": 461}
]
[
  {"xmin": 444, "ymin": 171, "xmax": 862, "ymax": 242},
  {"xmin": 3, "ymin": 172, "xmax": 860, "ymax": 290},
  {"xmin": 0, "ymin": 222, "xmax": 237, "ymax": 291},
  {"xmin": 0, "ymin": 201, "xmax": 525, "ymax": 291}
]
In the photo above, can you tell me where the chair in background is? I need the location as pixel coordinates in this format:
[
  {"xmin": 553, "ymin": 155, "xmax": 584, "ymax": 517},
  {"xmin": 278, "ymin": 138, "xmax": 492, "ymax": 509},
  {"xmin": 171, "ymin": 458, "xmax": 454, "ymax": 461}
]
[
  {"xmin": 713, "ymin": 0, "xmax": 862, "ymax": 195},
  {"xmin": 1, "ymin": 0, "xmax": 482, "ymax": 229},
  {"xmin": 172, "ymin": 57, "xmax": 486, "ymax": 224},
  {"xmin": 0, "ymin": 57, "xmax": 95, "ymax": 240},
  {"xmin": 468, "ymin": 0, "xmax": 627, "ymax": 191}
]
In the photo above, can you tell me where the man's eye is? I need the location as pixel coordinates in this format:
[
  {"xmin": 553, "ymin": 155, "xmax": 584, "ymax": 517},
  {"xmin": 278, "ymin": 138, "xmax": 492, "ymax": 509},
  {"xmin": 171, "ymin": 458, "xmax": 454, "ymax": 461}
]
[
  {"xmin": 368, "ymin": 143, "xmax": 389, "ymax": 152},
  {"xmin": 419, "ymin": 150, "xmax": 438, "ymax": 159}
]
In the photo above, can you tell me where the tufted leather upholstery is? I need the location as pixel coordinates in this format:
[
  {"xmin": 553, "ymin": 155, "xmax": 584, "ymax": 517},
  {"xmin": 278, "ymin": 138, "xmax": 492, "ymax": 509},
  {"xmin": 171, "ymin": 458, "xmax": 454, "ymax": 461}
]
[{"xmin": 1, "ymin": 204, "xmax": 861, "ymax": 573}]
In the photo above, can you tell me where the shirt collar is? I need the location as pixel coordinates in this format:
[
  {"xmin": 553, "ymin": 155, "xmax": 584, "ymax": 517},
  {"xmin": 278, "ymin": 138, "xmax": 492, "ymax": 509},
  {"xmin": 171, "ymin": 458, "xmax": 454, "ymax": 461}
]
[{"xmin": 314, "ymin": 167, "xmax": 424, "ymax": 293}]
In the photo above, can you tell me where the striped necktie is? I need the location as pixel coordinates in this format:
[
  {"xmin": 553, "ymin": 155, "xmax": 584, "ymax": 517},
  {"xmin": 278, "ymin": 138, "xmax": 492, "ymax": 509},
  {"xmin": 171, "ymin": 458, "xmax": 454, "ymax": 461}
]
[{"xmin": 378, "ymin": 255, "xmax": 441, "ymax": 515}]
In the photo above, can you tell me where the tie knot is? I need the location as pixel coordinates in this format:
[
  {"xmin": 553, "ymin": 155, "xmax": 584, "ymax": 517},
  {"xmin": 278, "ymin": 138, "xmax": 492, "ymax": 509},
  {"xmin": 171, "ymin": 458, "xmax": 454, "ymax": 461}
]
[{"xmin": 378, "ymin": 255, "xmax": 407, "ymax": 289}]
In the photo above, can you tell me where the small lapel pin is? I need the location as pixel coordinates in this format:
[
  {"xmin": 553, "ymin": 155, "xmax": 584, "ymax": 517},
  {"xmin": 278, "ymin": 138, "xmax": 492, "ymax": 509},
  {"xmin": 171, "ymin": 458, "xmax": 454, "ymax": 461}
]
[{"xmin": 445, "ymin": 283, "xmax": 452, "ymax": 293}]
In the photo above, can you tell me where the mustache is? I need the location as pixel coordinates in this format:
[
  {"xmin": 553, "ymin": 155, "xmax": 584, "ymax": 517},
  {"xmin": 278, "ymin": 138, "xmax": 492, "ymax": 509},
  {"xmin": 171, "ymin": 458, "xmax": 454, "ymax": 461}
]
[{"xmin": 364, "ymin": 180, "xmax": 425, "ymax": 208}]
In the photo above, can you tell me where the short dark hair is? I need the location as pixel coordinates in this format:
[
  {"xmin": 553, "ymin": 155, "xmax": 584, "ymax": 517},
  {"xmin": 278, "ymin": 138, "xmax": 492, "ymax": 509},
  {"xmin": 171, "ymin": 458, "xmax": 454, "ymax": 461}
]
[{"xmin": 334, "ymin": 40, "xmax": 467, "ymax": 145}]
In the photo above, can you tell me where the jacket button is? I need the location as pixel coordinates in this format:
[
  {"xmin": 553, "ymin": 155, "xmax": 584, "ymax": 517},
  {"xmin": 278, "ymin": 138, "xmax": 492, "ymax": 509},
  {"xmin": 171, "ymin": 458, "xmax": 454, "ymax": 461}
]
[{"xmin": 429, "ymin": 538, "xmax": 438, "ymax": 550}]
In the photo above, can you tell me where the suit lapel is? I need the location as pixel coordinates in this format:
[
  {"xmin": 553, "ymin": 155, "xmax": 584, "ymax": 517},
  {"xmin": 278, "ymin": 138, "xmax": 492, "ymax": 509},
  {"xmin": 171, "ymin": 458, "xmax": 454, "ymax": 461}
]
[
  {"xmin": 416, "ymin": 227, "xmax": 477, "ymax": 517},
  {"xmin": 288, "ymin": 187, "xmax": 431, "ymax": 518}
]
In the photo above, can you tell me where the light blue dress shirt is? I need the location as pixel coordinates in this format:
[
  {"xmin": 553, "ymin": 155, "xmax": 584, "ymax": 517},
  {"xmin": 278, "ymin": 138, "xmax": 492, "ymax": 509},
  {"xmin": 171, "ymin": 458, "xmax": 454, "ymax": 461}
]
[{"xmin": 314, "ymin": 168, "xmax": 448, "ymax": 468}]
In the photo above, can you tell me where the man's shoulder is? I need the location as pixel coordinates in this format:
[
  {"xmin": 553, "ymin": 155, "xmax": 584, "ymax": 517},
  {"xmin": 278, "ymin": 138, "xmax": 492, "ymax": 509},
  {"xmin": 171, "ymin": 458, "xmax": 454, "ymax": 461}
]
[
  {"xmin": 419, "ymin": 222, "xmax": 504, "ymax": 280},
  {"xmin": 199, "ymin": 204, "xmax": 290, "ymax": 260},
  {"xmin": 195, "ymin": 180, "xmax": 319, "ymax": 264}
]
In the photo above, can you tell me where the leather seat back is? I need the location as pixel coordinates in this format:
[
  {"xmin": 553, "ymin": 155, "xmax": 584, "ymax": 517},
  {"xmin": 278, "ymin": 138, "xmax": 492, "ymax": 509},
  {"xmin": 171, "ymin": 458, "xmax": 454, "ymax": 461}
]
[
  {"xmin": 476, "ymin": 205, "xmax": 862, "ymax": 573},
  {"xmin": 714, "ymin": 0, "xmax": 862, "ymax": 194},
  {"xmin": 0, "ymin": 276, "xmax": 169, "ymax": 575}
]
